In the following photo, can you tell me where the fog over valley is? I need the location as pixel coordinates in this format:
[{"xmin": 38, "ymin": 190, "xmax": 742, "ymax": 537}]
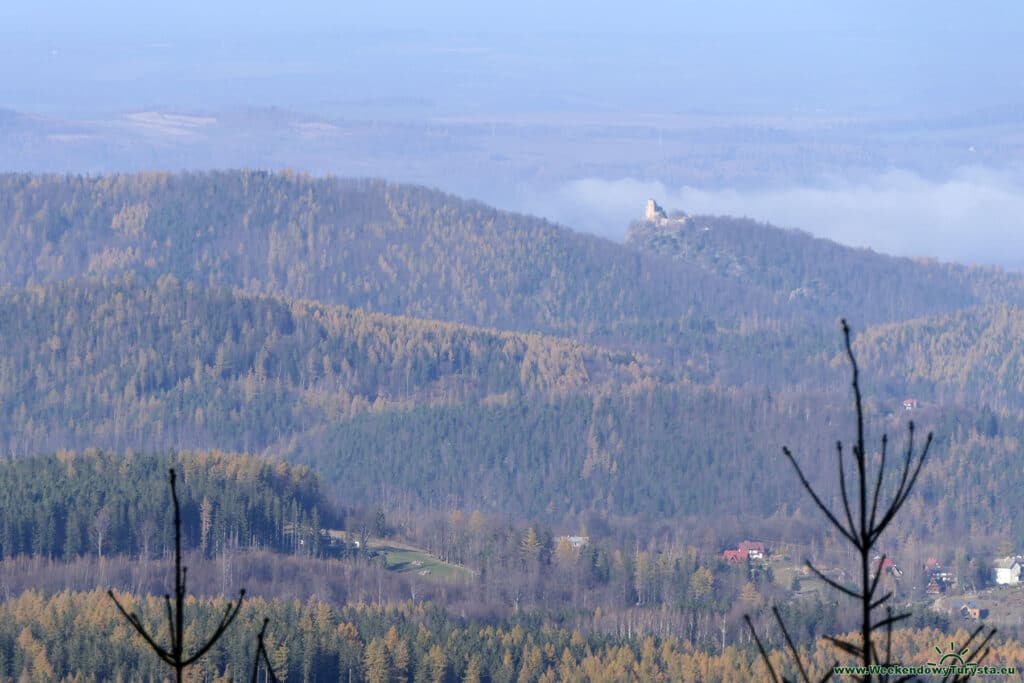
[{"xmin": 523, "ymin": 166, "xmax": 1024, "ymax": 268}]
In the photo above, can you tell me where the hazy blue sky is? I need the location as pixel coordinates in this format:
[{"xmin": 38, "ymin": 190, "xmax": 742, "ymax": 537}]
[
  {"xmin": 4, "ymin": 2, "xmax": 1020, "ymax": 35},
  {"xmin": 4, "ymin": 2, "xmax": 1022, "ymax": 117}
]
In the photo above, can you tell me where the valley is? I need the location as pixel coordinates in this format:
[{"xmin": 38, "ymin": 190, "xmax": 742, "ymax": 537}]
[{"xmin": 1, "ymin": 171, "xmax": 1023, "ymax": 679}]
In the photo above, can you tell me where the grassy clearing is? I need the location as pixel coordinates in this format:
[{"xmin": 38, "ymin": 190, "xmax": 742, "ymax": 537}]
[
  {"xmin": 767, "ymin": 553, "xmax": 829, "ymax": 599},
  {"xmin": 327, "ymin": 530, "xmax": 474, "ymax": 581},
  {"xmin": 378, "ymin": 545, "xmax": 474, "ymax": 581}
]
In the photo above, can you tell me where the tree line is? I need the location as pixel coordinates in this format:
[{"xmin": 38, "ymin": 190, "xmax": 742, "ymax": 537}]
[
  {"xmin": 0, "ymin": 589, "xmax": 1017, "ymax": 682},
  {"xmin": 0, "ymin": 449, "xmax": 336, "ymax": 561}
]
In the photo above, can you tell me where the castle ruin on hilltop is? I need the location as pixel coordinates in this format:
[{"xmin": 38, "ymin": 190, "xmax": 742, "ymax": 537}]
[
  {"xmin": 644, "ymin": 198, "xmax": 688, "ymax": 226},
  {"xmin": 645, "ymin": 198, "xmax": 667, "ymax": 222}
]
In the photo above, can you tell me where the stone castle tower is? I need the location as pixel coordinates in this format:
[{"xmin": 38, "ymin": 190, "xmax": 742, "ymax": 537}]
[{"xmin": 645, "ymin": 198, "xmax": 667, "ymax": 222}]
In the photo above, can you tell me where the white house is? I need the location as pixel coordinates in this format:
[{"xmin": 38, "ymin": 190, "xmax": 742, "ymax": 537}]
[
  {"xmin": 994, "ymin": 556, "xmax": 1021, "ymax": 585},
  {"xmin": 563, "ymin": 535, "xmax": 589, "ymax": 549}
]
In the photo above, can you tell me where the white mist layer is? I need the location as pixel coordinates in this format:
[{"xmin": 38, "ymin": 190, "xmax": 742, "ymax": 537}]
[{"xmin": 520, "ymin": 167, "xmax": 1024, "ymax": 270}]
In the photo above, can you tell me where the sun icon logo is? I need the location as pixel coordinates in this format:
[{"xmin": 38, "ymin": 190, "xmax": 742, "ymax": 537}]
[{"xmin": 928, "ymin": 642, "xmax": 977, "ymax": 668}]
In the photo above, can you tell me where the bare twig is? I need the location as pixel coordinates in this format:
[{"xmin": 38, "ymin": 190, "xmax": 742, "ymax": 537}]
[
  {"xmin": 250, "ymin": 617, "xmax": 282, "ymax": 683},
  {"xmin": 108, "ymin": 468, "xmax": 245, "ymax": 682},
  {"xmin": 744, "ymin": 320, "xmax": 976, "ymax": 683}
]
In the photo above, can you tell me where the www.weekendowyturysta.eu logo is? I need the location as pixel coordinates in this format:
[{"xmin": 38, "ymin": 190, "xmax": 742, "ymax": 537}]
[
  {"xmin": 927, "ymin": 641, "xmax": 977, "ymax": 668},
  {"xmin": 833, "ymin": 638, "xmax": 1017, "ymax": 678}
]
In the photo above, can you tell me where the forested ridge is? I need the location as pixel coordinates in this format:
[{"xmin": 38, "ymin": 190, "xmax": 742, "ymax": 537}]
[
  {"xmin": 3, "ymin": 171, "xmax": 1024, "ymax": 678},
  {"xmin": 0, "ymin": 271, "xmax": 1018, "ymax": 542},
  {"xmin": 2, "ymin": 274, "xmax": 1021, "ymax": 542},
  {"xmin": 6, "ymin": 171, "xmax": 1023, "ymax": 381},
  {"xmin": 0, "ymin": 276, "xmax": 648, "ymax": 456},
  {"xmin": 0, "ymin": 172, "xmax": 782, "ymax": 352},
  {"xmin": 627, "ymin": 214, "xmax": 1024, "ymax": 325},
  {"xmin": 852, "ymin": 304, "xmax": 1024, "ymax": 406},
  {"xmin": 3, "ymin": 171, "xmax": 1024, "ymax": 542}
]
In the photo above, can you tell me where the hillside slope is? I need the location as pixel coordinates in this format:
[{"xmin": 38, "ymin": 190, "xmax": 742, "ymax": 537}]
[
  {"xmin": 2, "ymin": 172, "xmax": 1023, "ymax": 542},
  {"xmin": 0, "ymin": 277, "xmax": 652, "ymax": 456},
  {"xmin": 852, "ymin": 305, "xmax": 1024, "ymax": 407},
  {"xmin": 7, "ymin": 172, "xmax": 1024, "ymax": 389},
  {"xmin": 627, "ymin": 213, "xmax": 1024, "ymax": 326},
  {"xmin": 0, "ymin": 172, "xmax": 779, "ymax": 347}
]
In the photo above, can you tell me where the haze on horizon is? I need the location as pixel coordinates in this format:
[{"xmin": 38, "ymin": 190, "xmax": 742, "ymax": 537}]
[{"xmin": 2, "ymin": 1, "xmax": 1024, "ymax": 268}]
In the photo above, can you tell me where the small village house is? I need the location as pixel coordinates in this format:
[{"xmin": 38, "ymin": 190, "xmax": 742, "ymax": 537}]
[
  {"xmin": 723, "ymin": 540, "xmax": 767, "ymax": 562},
  {"xmin": 994, "ymin": 556, "xmax": 1022, "ymax": 585},
  {"xmin": 559, "ymin": 535, "xmax": 589, "ymax": 549},
  {"xmin": 872, "ymin": 555, "xmax": 903, "ymax": 579},
  {"xmin": 958, "ymin": 601, "xmax": 985, "ymax": 620},
  {"xmin": 738, "ymin": 541, "xmax": 766, "ymax": 560}
]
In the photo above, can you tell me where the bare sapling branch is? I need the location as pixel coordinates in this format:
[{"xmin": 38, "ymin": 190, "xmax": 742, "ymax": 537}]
[
  {"xmin": 108, "ymin": 467, "xmax": 245, "ymax": 682},
  {"xmin": 745, "ymin": 320, "xmax": 995, "ymax": 682}
]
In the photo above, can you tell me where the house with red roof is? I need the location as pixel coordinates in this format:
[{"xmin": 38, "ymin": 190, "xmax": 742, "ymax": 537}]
[
  {"xmin": 738, "ymin": 541, "xmax": 766, "ymax": 559},
  {"xmin": 872, "ymin": 555, "xmax": 903, "ymax": 578},
  {"xmin": 723, "ymin": 541, "xmax": 767, "ymax": 562}
]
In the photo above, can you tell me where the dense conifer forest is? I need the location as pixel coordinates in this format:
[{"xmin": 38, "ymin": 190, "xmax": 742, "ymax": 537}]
[{"xmin": 0, "ymin": 450, "xmax": 333, "ymax": 561}]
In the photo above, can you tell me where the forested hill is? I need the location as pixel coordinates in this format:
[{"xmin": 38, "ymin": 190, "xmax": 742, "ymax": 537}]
[
  {"xmin": 0, "ymin": 277, "xmax": 652, "ymax": 456},
  {"xmin": 852, "ymin": 304, "xmax": 1024, "ymax": 408},
  {"xmin": 5, "ymin": 171, "xmax": 1024, "ymax": 540},
  {"xmin": 0, "ymin": 172, "xmax": 781, "ymax": 347},
  {"xmin": 7, "ymin": 171, "xmax": 1024, "ymax": 384},
  {"xmin": 626, "ymin": 214, "xmax": 1024, "ymax": 326},
  {"xmin": 4, "ymin": 274, "xmax": 1021, "ymax": 539}
]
